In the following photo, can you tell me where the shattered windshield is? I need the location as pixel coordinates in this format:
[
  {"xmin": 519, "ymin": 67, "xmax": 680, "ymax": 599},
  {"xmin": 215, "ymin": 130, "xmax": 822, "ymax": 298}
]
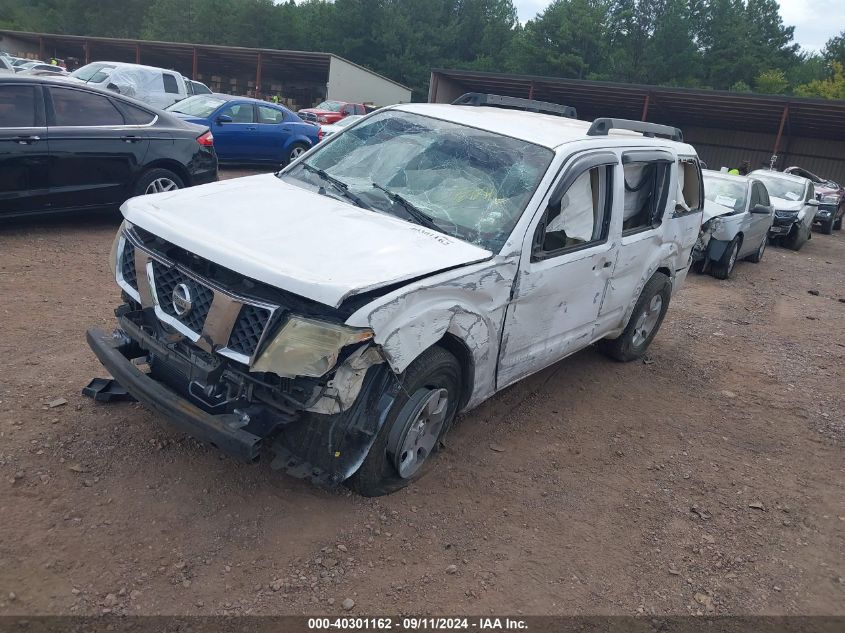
[
  {"xmin": 278, "ymin": 110, "xmax": 553, "ymax": 252},
  {"xmin": 703, "ymin": 175, "xmax": 747, "ymax": 213}
]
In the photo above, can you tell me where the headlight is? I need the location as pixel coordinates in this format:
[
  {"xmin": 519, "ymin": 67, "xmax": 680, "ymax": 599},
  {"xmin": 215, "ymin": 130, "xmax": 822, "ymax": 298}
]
[
  {"xmin": 109, "ymin": 220, "xmax": 127, "ymax": 275},
  {"xmin": 710, "ymin": 217, "xmax": 725, "ymax": 233},
  {"xmin": 251, "ymin": 316, "xmax": 374, "ymax": 377},
  {"xmin": 821, "ymin": 194, "xmax": 840, "ymax": 204}
]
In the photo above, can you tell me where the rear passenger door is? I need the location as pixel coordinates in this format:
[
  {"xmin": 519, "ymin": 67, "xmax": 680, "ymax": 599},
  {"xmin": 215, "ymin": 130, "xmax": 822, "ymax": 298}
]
[
  {"xmin": 0, "ymin": 83, "xmax": 50, "ymax": 216},
  {"xmin": 746, "ymin": 181, "xmax": 772, "ymax": 253},
  {"xmin": 254, "ymin": 104, "xmax": 294, "ymax": 162},
  {"xmin": 46, "ymin": 85, "xmax": 150, "ymax": 211}
]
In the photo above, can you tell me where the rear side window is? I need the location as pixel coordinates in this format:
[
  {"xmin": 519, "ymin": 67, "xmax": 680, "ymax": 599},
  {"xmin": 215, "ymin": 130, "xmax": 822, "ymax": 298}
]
[
  {"xmin": 750, "ymin": 182, "xmax": 770, "ymax": 208},
  {"xmin": 162, "ymin": 74, "xmax": 179, "ymax": 94},
  {"xmin": 356, "ymin": 104, "xmax": 366, "ymax": 115},
  {"xmin": 622, "ymin": 158, "xmax": 672, "ymax": 234},
  {"xmin": 676, "ymin": 158, "xmax": 703, "ymax": 215},
  {"xmin": 117, "ymin": 101, "xmax": 156, "ymax": 125},
  {"xmin": 0, "ymin": 85, "xmax": 37, "ymax": 127},
  {"xmin": 50, "ymin": 87, "xmax": 124, "ymax": 127},
  {"xmin": 258, "ymin": 105, "xmax": 285, "ymax": 124}
]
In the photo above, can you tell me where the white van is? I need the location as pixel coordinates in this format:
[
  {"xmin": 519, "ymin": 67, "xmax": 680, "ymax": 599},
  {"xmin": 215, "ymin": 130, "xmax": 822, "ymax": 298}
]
[{"xmin": 70, "ymin": 62, "xmax": 190, "ymax": 109}]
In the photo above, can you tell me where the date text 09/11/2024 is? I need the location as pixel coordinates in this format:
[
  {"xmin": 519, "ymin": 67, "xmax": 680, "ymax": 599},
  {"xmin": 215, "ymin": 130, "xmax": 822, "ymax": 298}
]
[{"xmin": 307, "ymin": 617, "xmax": 528, "ymax": 630}]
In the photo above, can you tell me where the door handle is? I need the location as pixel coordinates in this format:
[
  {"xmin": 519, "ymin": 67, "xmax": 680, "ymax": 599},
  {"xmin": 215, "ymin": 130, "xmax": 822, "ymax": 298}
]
[
  {"xmin": 121, "ymin": 135, "xmax": 141, "ymax": 143},
  {"xmin": 15, "ymin": 135, "xmax": 40, "ymax": 144},
  {"xmin": 245, "ymin": 126, "xmax": 257, "ymax": 131}
]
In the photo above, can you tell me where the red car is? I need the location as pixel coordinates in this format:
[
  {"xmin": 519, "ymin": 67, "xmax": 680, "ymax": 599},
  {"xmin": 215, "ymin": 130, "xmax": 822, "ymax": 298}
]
[
  {"xmin": 298, "ymin": 100, "xmax": 366, "ymax": 124},
  {"xmin": 785, "ymin": 166, "xmax": 845, "ymax": 234}
]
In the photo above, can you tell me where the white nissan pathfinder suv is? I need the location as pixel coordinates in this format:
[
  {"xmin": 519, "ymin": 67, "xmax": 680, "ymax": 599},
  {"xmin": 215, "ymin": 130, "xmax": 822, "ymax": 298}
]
[{"xmin": 87, "ymin": 93, "xmax": 704, "ymax": 495}]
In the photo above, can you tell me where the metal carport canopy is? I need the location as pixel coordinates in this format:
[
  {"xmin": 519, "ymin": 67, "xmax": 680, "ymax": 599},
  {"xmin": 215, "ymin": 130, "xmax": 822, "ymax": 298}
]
[{"xmin": 429, "ymin": 68, "xmax": 845, "ymax": 142}]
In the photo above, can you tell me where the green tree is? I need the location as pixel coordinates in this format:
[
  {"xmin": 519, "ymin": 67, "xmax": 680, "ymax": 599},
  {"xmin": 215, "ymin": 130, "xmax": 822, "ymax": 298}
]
[
  {"xmin": 729, "ymin": 80, "xmax": 752, "ymax": 92},
  {"xmin": 754, "ymin": 68, "xmax": 787, "ymax": 93},
  {"xmin": 822, "ymin": 30, "xmax": 845, "ymax": 66},
  {"xmin": 795, "ymin": 61, "xmax": 845, "ymax": 99}
]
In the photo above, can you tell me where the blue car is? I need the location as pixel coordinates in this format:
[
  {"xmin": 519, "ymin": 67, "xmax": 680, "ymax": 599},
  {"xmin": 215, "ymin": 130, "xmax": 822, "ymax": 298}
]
[{"xmin": 166, "ymin": 94, "xmax": 319, "ymax": 165}]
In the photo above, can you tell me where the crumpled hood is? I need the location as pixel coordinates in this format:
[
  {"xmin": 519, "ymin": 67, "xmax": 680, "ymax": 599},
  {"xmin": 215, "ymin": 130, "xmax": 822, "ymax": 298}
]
[
  {"xmin": 769, "ymin": 196, "xmax": 804, "ymax": 211},
  {"xmin": 702, "ymin": 199, "xmax": 734, "ymax": 224},
  {"xmin": 121, "ymin": 173, "xmax": 492, "ymax": 308}
]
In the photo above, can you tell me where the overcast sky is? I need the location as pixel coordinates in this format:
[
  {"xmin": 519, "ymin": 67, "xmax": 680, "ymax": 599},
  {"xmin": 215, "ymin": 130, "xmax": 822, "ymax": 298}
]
[{"xmin": 514, "ymin": 0, "xmax": 844, "ymax": 52}]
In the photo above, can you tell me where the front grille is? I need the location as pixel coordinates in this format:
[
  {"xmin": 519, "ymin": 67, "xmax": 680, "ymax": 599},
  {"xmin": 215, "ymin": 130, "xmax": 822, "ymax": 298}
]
[
  {"xmin": 152, "ymin": 261, "xmax": 214, "ymax": 334},
  {"xmin": 120, "ymin": 241, "xmax": 137, "ymax": 290},
  {"xmin": 228, "ymin": 304, "xmax": 272, "ymax": 356}
]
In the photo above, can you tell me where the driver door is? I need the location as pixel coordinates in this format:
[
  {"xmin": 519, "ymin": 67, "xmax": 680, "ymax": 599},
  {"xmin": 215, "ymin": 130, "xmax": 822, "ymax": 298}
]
[{"xmin": 497, "ymin": 151, "xmax": 619, "ymax": 388}]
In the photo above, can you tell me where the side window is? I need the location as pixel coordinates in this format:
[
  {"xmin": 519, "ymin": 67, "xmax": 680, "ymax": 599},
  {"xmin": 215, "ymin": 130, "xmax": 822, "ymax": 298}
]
[
  {"xmin": 534, "ymin": 165, "xmax": 613, "ymax": 259},
  {"xmin": 162, "ymin": 74, "xmax": 179, "ymax": 94},
  {"xmin": 805, "ymin": 183, "xmax": 814, "ymax": 203},
  {"xmin": 221, "ymin": 103, "xmax": 255, "ymax": 124},
  {"xmin": 0, "ymin": 85, "xmax": 37, "ymax": 127},
  {"xmin": 50, "ymin": 87, "xmax": 124, "ymax": 126},
  {"xmin": 117, "ymin": 102, "xmax": 156, "ymax": 125},
  {"xmin": 355, "ymin": 104, "xmax": 366, "ymax": 115},
  {"xmin": 257, "ymin": 105, "xmax": 285, "ymax": 124},
  {"xmin": 676, "ymin": 158, "xmax": 702, "ymax": 215},
  {"xmin": 621, "ymin": 159, "xmax": 671, "ymax": 233}
]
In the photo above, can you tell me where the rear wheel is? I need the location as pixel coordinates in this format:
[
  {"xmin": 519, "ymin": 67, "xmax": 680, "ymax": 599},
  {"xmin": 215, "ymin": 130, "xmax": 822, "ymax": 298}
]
[
  {"xmin": 834, "ymin": 207, "xmax": 843, "ymax": 230},
  {"xmin": 712, "ymin": 237, "xmax": 740, "ymax": 279},
  {"xmin": 134, "ymin": 168, "xmax": 184, "ymax": 197},
  {"xmin": 347, "ymin": 347, "xmax": 462, "ymax": 497},
  {"xmin": 286, "ymin": 142, "xmax": 309, "ymax": 165},
  {"xmin": 598, "ymin": 272, "xmax": 671, "ymax": 362}
]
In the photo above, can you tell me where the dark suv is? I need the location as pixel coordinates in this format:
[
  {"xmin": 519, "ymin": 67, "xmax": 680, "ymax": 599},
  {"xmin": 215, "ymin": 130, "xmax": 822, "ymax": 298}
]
[
  {"xmin": 0, "ymin": 75, "xmax": 217, "ymax": 219},
  {"xmin": 784, "ymin": 166, "xmax": 845, "ymax": 234}
]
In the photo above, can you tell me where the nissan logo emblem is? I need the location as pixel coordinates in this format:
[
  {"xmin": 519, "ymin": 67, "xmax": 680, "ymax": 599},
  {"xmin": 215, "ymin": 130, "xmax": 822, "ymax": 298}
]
[{"xmin": 172, "ymin": 283, "xmax": 193, "ymax": 317}]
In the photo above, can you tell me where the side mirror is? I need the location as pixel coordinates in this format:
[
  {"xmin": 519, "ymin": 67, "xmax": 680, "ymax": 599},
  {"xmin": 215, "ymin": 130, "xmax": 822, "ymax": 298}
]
[
  {"xmin": 216, "ymin": 114, "xmax": 233, "ymax": 124},
  {"xmin": 807, "ymin": 199, "xmax": 820, "ymax": 207},
  {"xmin": 750, "ymin": 203, "xmax": 772, "ymax": 214}
]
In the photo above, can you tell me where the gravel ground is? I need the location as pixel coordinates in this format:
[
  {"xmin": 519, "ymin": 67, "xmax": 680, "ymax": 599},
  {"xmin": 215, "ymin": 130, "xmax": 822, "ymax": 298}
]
[{"xmin": 0, "ymin": 168, "xmax": 843, "ymax": 616}]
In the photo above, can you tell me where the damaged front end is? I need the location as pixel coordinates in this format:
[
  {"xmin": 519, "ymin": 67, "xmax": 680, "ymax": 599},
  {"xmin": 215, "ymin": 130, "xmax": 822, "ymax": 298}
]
[
  {"xmin": 88, "ymin": 223, "xmax": 399, "ymax": 486},
  {"xmin": 691, "ymin": 202, "xmax": 736, "ymax": 272}
]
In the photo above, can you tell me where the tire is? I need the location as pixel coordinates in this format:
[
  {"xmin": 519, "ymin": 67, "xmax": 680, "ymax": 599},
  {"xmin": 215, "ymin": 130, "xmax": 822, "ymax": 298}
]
[
  {"xmin": 134, "ymin": 168, "xmax": 184, "ymax": 197},
  {"xmin": 711, "ymin": 237, "xmax": 740, "ymax": 279},
  {"xmin": 783, "ymin": 224, "xmax": 807, "ymax": 251},
  {"xmin": 834, "ymin": 210, "xmax": 842, "ymax": 230},
  {"xmin": 821, "ymin": 219, "xmax": 834, "ymax": 235},
  {"xmin": 286, "ymin": 142, "xmax": 309, "ymax": 165},
  {"xmin": 746, "ymin": 234, "xmax": 766, "ymax": 263},
  {"xmin": 347, "ymin": 346, "xmax": 462, "ymax": 497},
  {"xmin": 598, "ymin": 272, "xmax": 672, "ymax": 362}
]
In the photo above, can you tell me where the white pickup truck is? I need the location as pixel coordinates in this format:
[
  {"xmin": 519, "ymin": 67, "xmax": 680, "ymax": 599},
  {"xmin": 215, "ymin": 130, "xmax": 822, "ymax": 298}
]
[
  {"xmin": 70, "ymin": 61, "xmax": 205, "ymax": 109},
  {"xmin": 87, "ymin": 93, "xmax": 704, "ymax": 496}
]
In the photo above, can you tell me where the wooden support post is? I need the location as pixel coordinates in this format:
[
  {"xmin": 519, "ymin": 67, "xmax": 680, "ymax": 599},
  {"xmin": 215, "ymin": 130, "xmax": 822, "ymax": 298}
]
[
  {"xmin": 192, "ymin": 47, "xmax": 198, "ymax": 80},
  {"xmin": 528, "ymin": 81, "xmax": 535, "ymax": 100},
  {"xmin": 772, "ymin": 104, "xmax": 790, "ymax": 161},
  {"xmin": 641, "ymin": 93, "xmax": 651, "ymax": 121},
  {"xmin": 255, "ymin": 51, "xmax": 263, "ymax": 99},
  {"xmin": 135, "ymin": 43, "xmax": 141, "ymax": 64},
  {"xmin": 84, "ymin": 41, "xmax": 90, "ymax": 65},
  {"xmin": 39, "ymin": 36, "xmax": 45, "ymax": 62}
]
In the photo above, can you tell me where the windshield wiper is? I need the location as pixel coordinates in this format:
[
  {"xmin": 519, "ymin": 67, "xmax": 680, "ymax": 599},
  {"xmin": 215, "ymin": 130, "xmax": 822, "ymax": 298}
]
[
  {"xmin": 301, "ymin": 162, "xmax": 370, "ymax": 209},
  {"xmin": 372, "ymin": 182, "xmax": 441, "ymax": 231}
]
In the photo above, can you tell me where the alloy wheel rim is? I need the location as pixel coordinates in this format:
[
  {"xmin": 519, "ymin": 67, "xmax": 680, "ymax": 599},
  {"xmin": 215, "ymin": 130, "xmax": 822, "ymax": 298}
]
[
  {"xmin": 727, "ymin": 243, "xmax": 738, "ymax": 272},
  {"xmin": 145, "ymin": 177, "xmax": 179, "ymax": 195},
  {"xmin": 291, "ymin": 146, "xmax": 305, "ymax": 159},
  {"xmin": 631, "ymin": 295, "xmax": 663, "ymax": 347},
  {"xmin": 394, "ymin": 388, "xmax": 449, "ymax": 479}
]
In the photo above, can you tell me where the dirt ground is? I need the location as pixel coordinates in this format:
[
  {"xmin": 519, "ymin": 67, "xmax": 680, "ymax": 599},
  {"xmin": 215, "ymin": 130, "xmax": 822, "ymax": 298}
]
[{"xmin": 0, "ymin": 168, "xmax": 843, "ymax": 617}]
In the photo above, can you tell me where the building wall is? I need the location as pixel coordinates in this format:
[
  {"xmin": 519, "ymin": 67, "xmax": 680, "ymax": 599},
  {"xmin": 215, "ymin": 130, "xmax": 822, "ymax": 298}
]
[
  {"xmin": 684, "ymin": 127, "xmax": 845, "ymax": 184},
  {"xmin": 327, "ymin": 56, "xmax": 411, "ymax": 106},
  {"xmin": 0, "ymin": 33, "xmax": 39, "ymax": 57}
]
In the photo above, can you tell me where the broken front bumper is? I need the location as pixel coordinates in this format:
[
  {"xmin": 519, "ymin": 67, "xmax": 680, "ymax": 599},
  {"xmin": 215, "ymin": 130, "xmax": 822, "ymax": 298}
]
[{"xmin": 87, "ymin": 327, "xmax": 266, "ymax": 463}]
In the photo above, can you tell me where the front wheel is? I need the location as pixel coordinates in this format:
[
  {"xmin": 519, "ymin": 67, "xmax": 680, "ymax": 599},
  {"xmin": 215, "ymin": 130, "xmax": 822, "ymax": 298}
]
[
  {"xmin": 347, "ymin": 347, "xmax": 462, "ymax": 497},
  {"xmin": 598, "ymin": 272, "xmax": 672, "ymax": 362},
  {"xmin": 711, "ymin": 237, "xmax": 740, "ymax": 279},
  {"xmin": 784, "ymin": 224, "xmax": 808, "ymax": 251},
  {"xmin": 820, "ymin": 219, "xmax": 834, "ymax": 235}
]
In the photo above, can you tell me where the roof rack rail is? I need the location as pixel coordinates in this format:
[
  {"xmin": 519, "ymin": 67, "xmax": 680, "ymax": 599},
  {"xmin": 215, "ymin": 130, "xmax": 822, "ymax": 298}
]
[
  {"xmin": 587, "ymin": 118, "xmax": 683, "ymax": 142},
  {"xmin": 451, "ymin": 92, "xmax": 577, "ymax": 119}
]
